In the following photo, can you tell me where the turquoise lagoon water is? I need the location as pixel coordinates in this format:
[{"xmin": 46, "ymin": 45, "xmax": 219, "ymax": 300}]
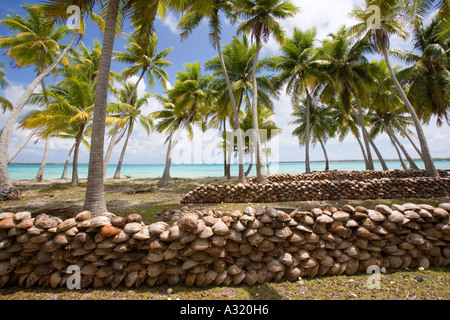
[{"xmin": 7, "ymin": 160, "xmax": 450, "ymax": 181}]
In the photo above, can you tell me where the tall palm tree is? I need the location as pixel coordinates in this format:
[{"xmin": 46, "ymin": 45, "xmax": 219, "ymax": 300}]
[
  {"xmin": 240, "ymin": 107, "xmax": 279, "ymax": 176},
  {"xmin": 369, "ymin": 59, "xmax": 421, "ymax": 169},
  {"xmin": 43, "ymin": 0, "xmax": 176, "ymax": 214},
  {"xmin": 234, "ymin": 0, "xmax": 299, "ymax": 182},
  {"xmin": 206, "ymin": 34, "xmax": 277, "ymax": 178},
  {"xmin": 348, "ymin": 0, "xmax": 438, "ymax": 177},
  {"xmin": 0, "ymin": 4, "xmax": 78, "ymax": 200},
  {"xmin": 392, "ymin": 17, "xmax": 449, "ymax": 126},
  {"xmin": 272, "ymin": 27, "xmax": 329, "ymax": 173},
  {"xmin": 330, "ymin": 99, "xmax": 370, "ymax": 166},
  {"xmin": 178, "ymin": 0, "xmax": 248, "ymax": 183},
  {"xmin": 109, "ymin": 82, "xmax": 153, "ymax": 179},
  {"xmin": 21, "ymin": 69, "xmax": 103, "ymax": 187},
  {"xmin": 291, "ymin": 100, "xmax": 337, "ymax": 172},
  {"xmin": 103, "ymin": 32, "xmax": 173, "ymax": 177},
  {"xmin": 155, "ymin": 62, "xmax": 213, "ymax": 187},
  {"xmin": 320, "ymin": 27, "xmax": 383, "ymax": 170}
]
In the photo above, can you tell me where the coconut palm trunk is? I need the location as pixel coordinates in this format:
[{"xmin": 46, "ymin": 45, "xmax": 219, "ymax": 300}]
[
  {"xmin": 113, "ymin": 123, "xmax": 133, "ymax": 179},
  {"xmin": 71, "ymin": 128, "xmax": 85, "ymax": 187},
  {"xmin": 7, "ymin": 128, "xmax": 39, "ymax": 164},
  {"xmin": 265, "ymin": 142, "xmax": 271, "ymax": 175},
  {"xmin": 222, "ymin": 118, "xmax": 229, "ymax": 178},
  {"xmin": 386, "ymin": 127, "xmax": 408, "ymax": 170},
  {"xmin": 304, "ymin": 90, "xmax": 312, "ymax": 173},
  {"xmin": 32, "ymin": 138, "xmax": 50, "ymax": 182},
  {"xmin": 385, "ymin": 124, "xmax": 419, "ymax": 170},
  {"xmin": 245, "ymin": 145, "xmax": 254, "ymax": 177},
  {"xmin": 317, "ymin": 137, "xmax": 329, "ymax": 171},
  {"xmin": 0, "ymin": 30, "xmax": 78, "ymax": 200},
  {"xmin": 348, "ymin": 86, "xmax": 374, "ymax": 170},
  {"xmin": 368, "ymin": 137, "xmax": 389, "ymax": 171},
  {"xmin": 159, "ymin": 136, "xmax": 174, "ymax": 188},
  {"xmin": 61, "ymin": 144, "xmax": 75, "ymax": 180},
  {"xmin": 251, "ymin": 40, "xmax": 267, "ymax": 183},
  {"xmin": 83, "ymin": 0, "xmax": 121, "ymax": 215},
  {"xmin": 158, "ymin": 111, "xmax": 194, "ymax": 188},
  {"xmin": 213, "ymin": 26, "xmax": 246, "ymax": 184},
  {"xmin": 381, "ymin": 45, "xmax": 437, "ymax": 177},
  {"xmin": 355, "ymin": 134, "xmax": 369, "ymax": 166},
  {"xmin": 103, "ymin": 67, "xmax": 146, "ymax": 178},
  {"xmin": 393, "ymin": 117, "xmax": 423, "ymax": 159}
]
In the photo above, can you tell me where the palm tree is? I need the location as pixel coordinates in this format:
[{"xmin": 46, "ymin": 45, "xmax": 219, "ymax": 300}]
[
  {"xmin": 320, "ymin": 27, "xmax": 382, "ymax": 171},
  {"xmin": 240, "ymin": 107, "xmax": 279, "ymax": 176},
  {"xmin": 272, "ymin": 27, "xmax": 329, "ymax": 173},
  {"xmin": 206, "ymin": 34, "xmax": 277, "ymax": 178},
  {"xmin": 291, "ymin": 100, "xmax": 337, "ymax": 172},
  {"xmin": 103, "ymin": 32, "xmax": 173, "ymax": 177},
  {"xmin": 109, "ymin": 82, "xmax": 153, "ymax": 179},
  {"xmin": 21, "ymin": 70, "xmax": 99, "ymax": 186},
  {"xmin": 0, "ymin": 4, "xmax": 78, "ymax": 200},
  {"xmin": 43, "ymin": 0, "xmax": 177, "ymax": 214},
  {"xmin": 330, "ymin": 99, "xmax": 370, "ymax": 166},
  {"xmin": 369, "ymin": 59, "xmax": 421, "ymax": 169},
  {"xmin": 348, "ymin": 0, "xmax": 438, "ymax": 177},
  {"xmin": 234, "ymin": 0, "xmax": 300, "ymax": 182},
  {"xmin": 178, "ymin": 0, "xmax": 248, "ymax": 183},
  {"xmin": 369, "ymin": 110, "xmax": 419, "ymax": 170},
  {"xmin": 392, "ymin": 17, "xmax": 449, "ymax": 126},
  {"xmin": 155, "ymin": 62, "xmax": 213, "ymax": 187}
]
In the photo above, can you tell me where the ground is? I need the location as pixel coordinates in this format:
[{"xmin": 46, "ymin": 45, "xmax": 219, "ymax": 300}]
[{"xmin": 0, "ymin": 177, "xmax": 449, "ymax": 300}]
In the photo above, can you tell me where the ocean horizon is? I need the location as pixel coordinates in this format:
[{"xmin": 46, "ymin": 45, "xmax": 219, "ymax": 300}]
[{"xmin": 7, "ymin": 160, "xmax": 450, "ymax": 181}]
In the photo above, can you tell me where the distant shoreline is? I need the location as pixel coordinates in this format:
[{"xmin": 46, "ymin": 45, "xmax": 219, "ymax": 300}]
[{"xmin": 7, "ymin": 158, "xmax": 450, "ymax": 166}]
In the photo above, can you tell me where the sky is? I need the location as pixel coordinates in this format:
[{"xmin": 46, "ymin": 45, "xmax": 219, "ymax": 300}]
[{"xmin": 0, "ymin": 0, "xmax": 449, "ymax": 167}]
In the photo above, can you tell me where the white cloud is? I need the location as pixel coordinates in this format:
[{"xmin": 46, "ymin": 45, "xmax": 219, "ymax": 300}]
[
  {"xmin": 158, "ymin": 11, "xmax": 180, "ymax": 35},
  {"xmin": 261, "ymin": 0, "xmax": 365, "ymax": 56}
]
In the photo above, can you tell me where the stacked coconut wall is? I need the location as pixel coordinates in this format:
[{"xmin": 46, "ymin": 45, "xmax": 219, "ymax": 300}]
[
  {"xmin": 248, "ymin": 169, "xmax": 448, "ymax": 183},
  {"xmin": 181, "ymin": 177, "xmax": 450, "ymax": 204},
  {"xmin": 0, "ymin": 202, "xmax": 449, "ymax": 289}
]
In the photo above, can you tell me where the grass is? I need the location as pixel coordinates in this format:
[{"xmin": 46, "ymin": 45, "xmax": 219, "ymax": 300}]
[
  {"xmin": 0, "ymin": 177, "xmax": 449, "ymax": 300},
  {"xmin": 0, "ymin": 267, "xmax": 448, "ymax": 300}
]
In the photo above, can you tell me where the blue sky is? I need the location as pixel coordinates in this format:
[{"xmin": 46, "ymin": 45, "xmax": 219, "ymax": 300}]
[{"xmin": 1, "ymin": 0, "xmax": 449, "ymax": 166}]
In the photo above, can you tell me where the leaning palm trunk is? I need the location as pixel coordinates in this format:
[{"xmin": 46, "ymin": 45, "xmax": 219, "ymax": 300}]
[
  {"xmin": 355, "ymin": 134, "xmax": 369, "ymax": 166},
  {"xmin": 214, "ymin": 28, "xmax": 246, "ymax": 183},
  {"xmin": 0, "ymin": 30, "xmax": 78, "ymax": 200},
  {"xmin": 158, "ymin": 137, "xmax": 174, "ymax": 188},
  {"xmin": 381, "ymin": 45, "xmax": 437, "ymax": 177},
  {"xmin": 7, "ymin": 128, "xmax": 39, "ymax": 164},
  {"xmin": 32, "ymin": 138, "xmax": 50, "ymax": 182},
  {"xmin": 368, "ymin": 137, "xmax": 389, "ymax": 171},
  {"xmin": 386, "ymin": 127, "xmax": 408, "ymax": 170},
  {"xmin": 251, "ymin": 40, "xmax": 267, "ymax": 183},
  {"xmin": 349, "ymin": 87, "xmax": 374, "ymax": 170},
  {"xmin": 245, "ymin": 146, "xmax": 254, "ymax": 177},
  {"xmin": 61, "ymin": 144, "xmax": 75, "ymax": 180},
  {"xmin": 318, "ymin": 137, "xmax": 329, "ymax": 171},
  {"xmin": 393, "ymin": 117, "xmax": 423, "ymax": 160},
  {"xmin": 386, "ymin": 124, "xmax": 419, "ymax": 170},
  {"xmin": 103, "ymin": 68, "xmax": 146, "ymax": 179},
  {"xmin": 83, "ymin": 0, "xmax": 121, "ymax": 215},
  {"xmin": 158, "ymin": 112, "xmax": 194, "ymax": 188},
  {"xmin": 113, "ymin": 123, "xmax": 133, "ymax": 179}
]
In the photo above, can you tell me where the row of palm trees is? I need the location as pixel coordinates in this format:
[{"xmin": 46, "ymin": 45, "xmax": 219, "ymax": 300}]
[{"xmin": 0, "ymin": 0, "xmax": 448, "ymax": 216}]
